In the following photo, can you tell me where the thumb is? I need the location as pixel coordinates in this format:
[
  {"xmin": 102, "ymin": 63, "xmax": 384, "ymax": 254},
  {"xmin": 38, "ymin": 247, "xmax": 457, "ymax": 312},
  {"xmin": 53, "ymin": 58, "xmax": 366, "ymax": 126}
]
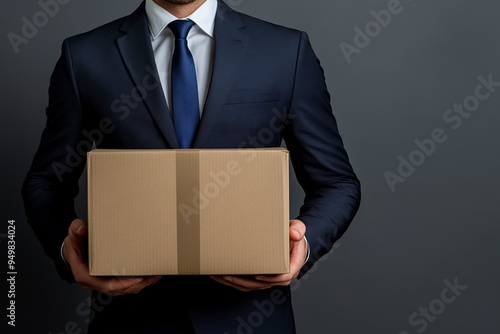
[
  {"xmin": 68, "ymin": 219, "xmax": 88, "ymax": 261},
  {"xmin": 70, "ymin": 219, "xmax": 88, "ymax": 238},
  {"xmin": 289, "ymin": 219, "xmax": 306, "ymax": 241}
]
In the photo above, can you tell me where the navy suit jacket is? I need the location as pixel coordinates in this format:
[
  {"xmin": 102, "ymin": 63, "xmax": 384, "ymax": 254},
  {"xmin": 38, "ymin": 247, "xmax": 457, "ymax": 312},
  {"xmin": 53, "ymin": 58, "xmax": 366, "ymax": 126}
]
[{"xmin": 22, "ymin": 1, "xmax": 361, "ymax": 333}]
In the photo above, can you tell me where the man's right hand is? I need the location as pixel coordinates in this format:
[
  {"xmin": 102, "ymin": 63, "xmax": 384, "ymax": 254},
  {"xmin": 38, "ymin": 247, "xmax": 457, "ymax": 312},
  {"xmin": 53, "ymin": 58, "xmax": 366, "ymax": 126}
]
[{"xmin": 63, "ymin": 219, "xmax": 162, "ymax": 296}]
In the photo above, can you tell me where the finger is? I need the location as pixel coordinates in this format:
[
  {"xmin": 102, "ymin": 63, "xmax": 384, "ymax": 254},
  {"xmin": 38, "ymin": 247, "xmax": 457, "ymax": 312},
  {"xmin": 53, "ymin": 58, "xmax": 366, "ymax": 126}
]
[
  {"xmin": 209, "ymin": 276, "xmax": 251, "ymax": 292},
  {"xmin": 209, "ymin": 276, "xmax": 267, "ymax": 292},
  {"xmin": 209, "ymin": 275, "xmax": 245, "ymax": 291},
  {"xmin": 69, "ymin": 219, "xmax": 87, "ymax": 237},
  {"xmin": 95, "ymin": 276, "xmax": 148, "ymax": 294},
  {"xmin": 256, "ymin": 239, "xmax": 307, "ymax": 283},
  {"xmin": 289, "ymin": 219, "xmax": 306, "ymax": 241},
  {"xmin": 111, "ymin": 276, "xmax": 163, "ymax": 296},
  {"xmin": 254, "ymin": 273, "xmax": 294, "ymax": 284},
  {"xmin": 71, "ymin": 259, "xmax": 145, "ymax": 293},
  {"xmin": 223, "ymin": 276, "xmax": 276, "ymax": 290},
  {"xmin": 209, "ymin": 275, "xmax": 229, "ymax": 286},
  {"xmin": 288, "ymin": 238, "xmax": 307, "ymax": 277},
  {"xmin": 64, "ymin": 234, "xmax": 92, "ymax": 282},
  {"xmin": 129, "ymin": 275, "xmax": 163, "ymax": 292}
]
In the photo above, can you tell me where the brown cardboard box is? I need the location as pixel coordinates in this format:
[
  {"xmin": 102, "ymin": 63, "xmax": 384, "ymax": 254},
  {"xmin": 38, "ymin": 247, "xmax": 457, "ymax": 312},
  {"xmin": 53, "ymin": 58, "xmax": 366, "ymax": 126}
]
[{"xmin": 87, "ymin": 148, "xmax": 289, "ymax": 276}]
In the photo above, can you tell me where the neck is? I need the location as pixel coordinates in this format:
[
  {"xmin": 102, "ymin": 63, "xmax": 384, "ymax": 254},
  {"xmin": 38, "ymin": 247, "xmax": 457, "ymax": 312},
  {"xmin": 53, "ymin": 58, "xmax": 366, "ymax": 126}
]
[{"xmin": 153, "ymin": 0, "xmax": 207, "ymax": 18}]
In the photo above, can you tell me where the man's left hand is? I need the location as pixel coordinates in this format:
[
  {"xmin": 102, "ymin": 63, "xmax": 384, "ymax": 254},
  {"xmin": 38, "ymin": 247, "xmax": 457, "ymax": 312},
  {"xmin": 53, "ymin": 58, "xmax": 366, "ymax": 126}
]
[{"xmin": 210, "ymin": 219, "xmax": 308, "ymax": 292}]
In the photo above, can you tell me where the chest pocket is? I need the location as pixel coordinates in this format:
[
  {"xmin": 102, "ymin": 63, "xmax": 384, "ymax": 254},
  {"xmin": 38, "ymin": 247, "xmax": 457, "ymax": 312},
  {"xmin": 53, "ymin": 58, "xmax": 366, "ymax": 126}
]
[{"xmin": 225, "ymin": 89, "xmax": 280, "ymax": 105}]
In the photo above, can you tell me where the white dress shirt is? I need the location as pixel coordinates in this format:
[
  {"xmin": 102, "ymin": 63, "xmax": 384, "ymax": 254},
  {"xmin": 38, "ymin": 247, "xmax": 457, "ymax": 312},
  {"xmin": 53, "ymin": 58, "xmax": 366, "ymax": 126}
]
[{"xmin": 145, "ymin": 0, "xmax": 217, "ymax": 115}]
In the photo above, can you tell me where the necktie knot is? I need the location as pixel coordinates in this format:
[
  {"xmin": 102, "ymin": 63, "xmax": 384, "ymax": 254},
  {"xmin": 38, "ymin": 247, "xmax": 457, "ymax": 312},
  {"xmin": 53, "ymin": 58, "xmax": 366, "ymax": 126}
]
[{"xmin": 168, "ymin": 20, "xmax": 194, "ymax": 40}]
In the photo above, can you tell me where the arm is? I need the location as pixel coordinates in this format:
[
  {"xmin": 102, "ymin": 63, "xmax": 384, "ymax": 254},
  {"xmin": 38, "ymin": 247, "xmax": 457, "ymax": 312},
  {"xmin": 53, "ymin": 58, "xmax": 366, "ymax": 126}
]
[
  {"xmin": 283, "ymin": 31, "xmax": 361, "ymax": 278},
  {"xmin": 22, "ymin": 39, "xmax": 160, "ymax": 294},
  {"xmin": 211, "ymin": 32, "xmax": 361, "ymax": 291},
  {"xmin": 22, "ymin": 38, "xmax": 86, "ymax": 282}
]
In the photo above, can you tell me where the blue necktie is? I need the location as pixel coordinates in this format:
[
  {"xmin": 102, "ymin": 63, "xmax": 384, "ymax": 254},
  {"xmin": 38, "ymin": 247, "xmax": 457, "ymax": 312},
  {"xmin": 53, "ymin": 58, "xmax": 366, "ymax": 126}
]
[{"xmin": 169, "ymin": 20, "xmax": 199, "ymax": 148}]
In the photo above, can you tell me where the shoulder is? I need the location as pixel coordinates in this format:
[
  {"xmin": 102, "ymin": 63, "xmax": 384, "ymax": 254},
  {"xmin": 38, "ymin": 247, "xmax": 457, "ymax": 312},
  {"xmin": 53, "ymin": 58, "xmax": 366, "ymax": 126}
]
[
  {"xmin": 219, "ymin": 2, "xmax": 308, "ymax": 47},
  {"xmin": 62, "ymin": 4, "xmax": 146, "ymax": 50},
  {"xmin": 239, "ymin": 12, "xmax": 302, "ymax": 37}
]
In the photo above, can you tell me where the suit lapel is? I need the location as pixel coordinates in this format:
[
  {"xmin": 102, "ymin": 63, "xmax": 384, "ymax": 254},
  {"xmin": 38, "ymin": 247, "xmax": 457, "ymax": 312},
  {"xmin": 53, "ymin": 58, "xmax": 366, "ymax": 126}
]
[
  {"xmin": 193, "ymin": 1, "xmax": 249, "ymax": 148},
  {"xmin": 116, "ymin": 4, "xmax": 180, "ymax": 148}
]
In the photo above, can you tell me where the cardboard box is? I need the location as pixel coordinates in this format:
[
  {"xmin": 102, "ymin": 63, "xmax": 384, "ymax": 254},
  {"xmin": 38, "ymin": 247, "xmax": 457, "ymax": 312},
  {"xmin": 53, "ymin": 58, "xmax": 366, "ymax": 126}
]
[{"xmin": 87, "ymin": 148, "xmax": 289, "ymax": 276}]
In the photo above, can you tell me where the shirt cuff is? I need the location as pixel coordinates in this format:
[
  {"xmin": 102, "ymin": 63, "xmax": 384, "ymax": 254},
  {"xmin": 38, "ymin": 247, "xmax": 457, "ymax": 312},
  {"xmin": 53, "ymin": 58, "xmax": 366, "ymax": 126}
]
[
  {"xmin": 303, "ymin": 236, "xmax": 310, "ymax": 266},
  {"xmin": 59, "ymin": 240, "xmax": 77, "ymax": 283},
  {"xmin": 61, "ymin": 240, "xmax": 68, "ymax": 265}
]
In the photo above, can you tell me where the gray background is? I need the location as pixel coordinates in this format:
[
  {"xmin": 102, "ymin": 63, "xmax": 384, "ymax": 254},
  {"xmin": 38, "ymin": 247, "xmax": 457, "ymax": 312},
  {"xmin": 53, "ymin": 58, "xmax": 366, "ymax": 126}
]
[{"xmin": 1, "ymin": 0, "xmax": 499, "ymax": 333}]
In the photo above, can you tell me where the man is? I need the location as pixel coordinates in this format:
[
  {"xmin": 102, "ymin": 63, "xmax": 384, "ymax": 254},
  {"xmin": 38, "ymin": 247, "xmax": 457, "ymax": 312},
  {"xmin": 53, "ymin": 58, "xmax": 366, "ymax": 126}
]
[{"xmin": 22, "ymin": 0, "xmax": 361, "ymax": 332}]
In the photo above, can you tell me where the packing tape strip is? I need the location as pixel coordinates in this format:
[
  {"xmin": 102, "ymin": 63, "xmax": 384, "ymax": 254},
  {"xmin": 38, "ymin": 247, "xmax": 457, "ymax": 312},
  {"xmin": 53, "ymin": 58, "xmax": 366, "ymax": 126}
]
[{"xmin": 176, "ymin": 151, "xmax": 201, "ymax": 274}]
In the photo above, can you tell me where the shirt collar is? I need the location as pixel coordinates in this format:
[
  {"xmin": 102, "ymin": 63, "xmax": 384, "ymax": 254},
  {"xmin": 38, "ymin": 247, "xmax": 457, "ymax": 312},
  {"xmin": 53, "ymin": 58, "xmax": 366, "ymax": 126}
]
[{"xmin": 145, "ymin": 0, "xmax": 217, "ymax": 39}]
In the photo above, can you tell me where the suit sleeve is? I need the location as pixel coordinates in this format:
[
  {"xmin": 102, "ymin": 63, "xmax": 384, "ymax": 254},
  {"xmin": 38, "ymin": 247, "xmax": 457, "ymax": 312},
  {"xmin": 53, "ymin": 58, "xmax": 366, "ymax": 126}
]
[
  {"xmin": 22, "ymin": 38, "xmax": 86, "ymax": 283},
  {"xmin": 282, "ymin": 32, "xmax": 361, "ymax": 278}
]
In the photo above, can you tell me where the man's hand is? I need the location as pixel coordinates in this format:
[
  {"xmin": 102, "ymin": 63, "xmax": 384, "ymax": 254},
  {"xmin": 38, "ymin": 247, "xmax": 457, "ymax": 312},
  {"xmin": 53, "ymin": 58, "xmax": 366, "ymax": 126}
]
[
  {"xmin": 210, "ymin": 219, "xmax": 308, "ymax": 292},
  {"xmin": 63, "ymin": 219, "xmax": 162, "ymax": 296}
]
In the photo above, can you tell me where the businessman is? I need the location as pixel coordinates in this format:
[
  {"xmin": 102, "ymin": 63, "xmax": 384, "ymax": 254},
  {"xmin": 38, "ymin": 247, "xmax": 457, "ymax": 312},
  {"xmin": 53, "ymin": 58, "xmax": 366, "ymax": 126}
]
[{"xmin": 22, "ymin": 0, "xmax": 361, "ymax": 332}]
